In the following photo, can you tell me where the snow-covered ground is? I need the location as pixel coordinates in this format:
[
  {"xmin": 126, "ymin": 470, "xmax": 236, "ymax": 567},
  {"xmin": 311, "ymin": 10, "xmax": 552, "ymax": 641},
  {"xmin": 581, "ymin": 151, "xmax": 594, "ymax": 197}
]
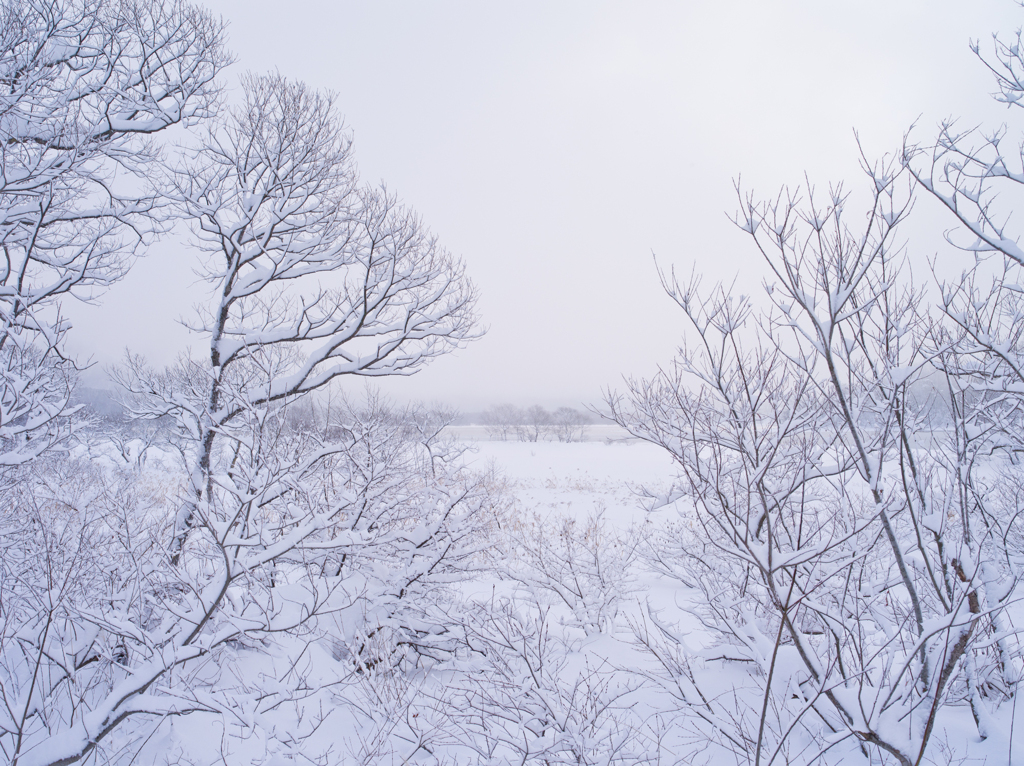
[
  {"xmin": 142, "ymin": 439, "xmax": 692, "ymax": 765},
  {"xmin": 39, "ymin": 436, "xmax": 1020, "ymax": 765},
  {"xmin": 464, "ymin": 439, "xmax": 676, "ymax": 528},
  {"xmin": 453, "ymin": 441, "xmax": 1021, "ymax": 766}
]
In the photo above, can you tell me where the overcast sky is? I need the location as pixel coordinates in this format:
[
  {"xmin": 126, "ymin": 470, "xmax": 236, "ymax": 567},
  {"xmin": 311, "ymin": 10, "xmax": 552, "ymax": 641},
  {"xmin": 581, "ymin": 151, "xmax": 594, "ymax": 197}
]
[{"xmin": 66, "ymin": 0, "xmax": 1023, "ymax": 410}]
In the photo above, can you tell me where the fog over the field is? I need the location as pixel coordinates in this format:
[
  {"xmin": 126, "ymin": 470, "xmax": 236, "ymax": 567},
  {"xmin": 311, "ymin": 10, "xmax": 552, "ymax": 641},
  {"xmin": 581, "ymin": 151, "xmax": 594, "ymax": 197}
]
[{"xmin": 65, "ymin": 0, "xmax": 1021, "ymax": 409}]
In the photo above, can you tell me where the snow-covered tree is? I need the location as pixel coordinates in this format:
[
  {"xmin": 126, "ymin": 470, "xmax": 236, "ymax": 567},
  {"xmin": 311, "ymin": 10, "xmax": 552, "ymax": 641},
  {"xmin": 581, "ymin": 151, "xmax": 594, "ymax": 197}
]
[
  {"xmin": 611, "ymin": 114, "xmax": 1024, "ymax": 761},
  {"xmin": 596, "ymin": 15, "xmax": 1024, "ymax": 764},
  {"xmin": 0, "ymin": 70, "xmax": 481, "ymax": 765},
  {"xmin": 552, "ymin": 406, "xmax": 589, "ymax": 443},
  {"xmin": 119, "ymin": 73, "xmax": 478, "ymax": 563},
  {"xmin": 482, "ymin": 402, "xmax": 522, "ymax": 441},
  {"xmin": 516, "ymin": 404, "xmax": 550, "ymax": 442},
  {"xmin": 0, "ymin": 0, "xmax": 228, "ymax": 469}
]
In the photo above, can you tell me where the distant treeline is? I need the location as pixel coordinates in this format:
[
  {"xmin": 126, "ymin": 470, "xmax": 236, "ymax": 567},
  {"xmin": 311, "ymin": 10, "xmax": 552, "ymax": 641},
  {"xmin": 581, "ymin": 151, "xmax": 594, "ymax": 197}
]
[{"xmin": 479, "ymin": 404, "xmax": 591, "ymax": 442}]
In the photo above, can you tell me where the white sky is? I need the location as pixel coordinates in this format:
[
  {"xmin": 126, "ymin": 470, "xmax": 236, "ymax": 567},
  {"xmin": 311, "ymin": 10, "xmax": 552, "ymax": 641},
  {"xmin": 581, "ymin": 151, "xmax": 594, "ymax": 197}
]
[{"xmin": 66, "ymin": 0, "xmax": 1024, "ymax": 409}]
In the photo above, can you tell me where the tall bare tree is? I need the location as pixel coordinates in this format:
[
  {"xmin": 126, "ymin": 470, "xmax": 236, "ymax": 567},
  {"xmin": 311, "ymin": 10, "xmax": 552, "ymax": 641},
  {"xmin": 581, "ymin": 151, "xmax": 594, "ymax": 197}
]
[
  {"xmin": 120, "ymin": 74, "xmax": 478, "ymax": 562},
  {"xmin": 552, "ymin": 406, "xmax": 589, "ymax": 442},
  {"xmin": 483, "ymin": 402, "xmax": 522, "ymax": 441},
  {"xmin": 517, "ymin": 404, "xmax": 550, "ymax": 442}
]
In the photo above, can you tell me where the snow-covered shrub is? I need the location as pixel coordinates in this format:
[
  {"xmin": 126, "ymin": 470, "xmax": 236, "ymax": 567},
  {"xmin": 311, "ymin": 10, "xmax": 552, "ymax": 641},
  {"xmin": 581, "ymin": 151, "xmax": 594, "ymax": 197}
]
[
  {"xmin": 0, "ymin": 455, "xmax": 189, "ymax": 766},
  {"xmin": 315, "ymin": 395, "xmax": 501, "ymax": 670},
  {"xmin": 500, "ymin": 509, "xmax": 640, "ymax": 635},
  {"xmin": 450, "ymin": 597, "xmax": 654, "ymax": 765}
]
